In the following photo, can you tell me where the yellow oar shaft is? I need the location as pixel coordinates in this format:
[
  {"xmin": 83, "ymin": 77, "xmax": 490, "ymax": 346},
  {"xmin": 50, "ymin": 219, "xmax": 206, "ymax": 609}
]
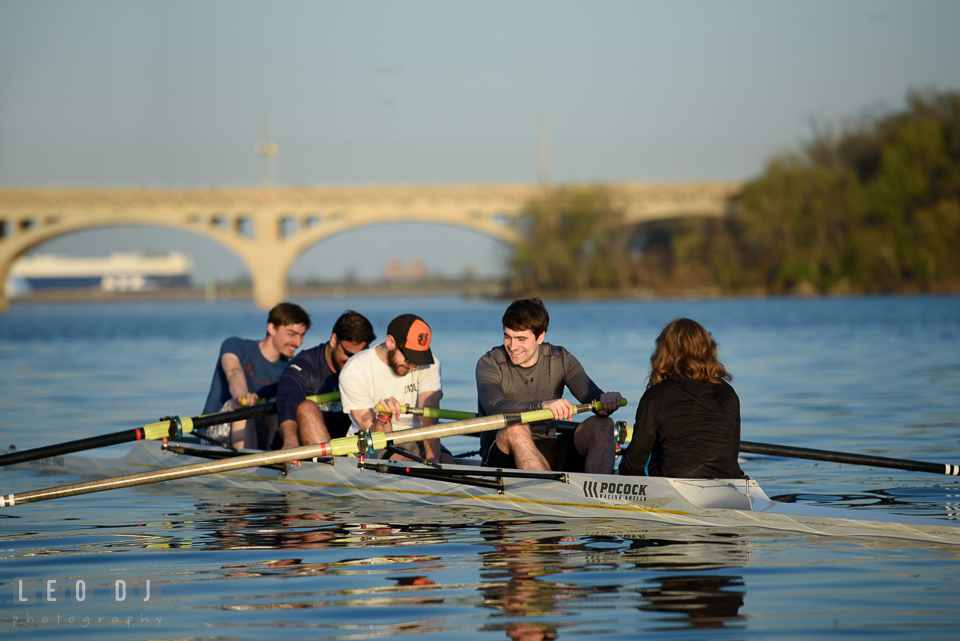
[{"xmin": 376, "ymin": 398, "xmax": 627, "ymax": 421}]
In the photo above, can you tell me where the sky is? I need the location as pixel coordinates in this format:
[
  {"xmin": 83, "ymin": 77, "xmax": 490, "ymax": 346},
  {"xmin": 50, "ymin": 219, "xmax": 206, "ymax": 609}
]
[{"xmin": 2, "ymin": 0, "xmax": 959, "ymax": 284}]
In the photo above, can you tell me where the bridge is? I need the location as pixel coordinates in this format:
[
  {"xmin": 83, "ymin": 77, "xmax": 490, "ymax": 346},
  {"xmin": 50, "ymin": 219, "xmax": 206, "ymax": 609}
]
[{"xmin": 0, "ymin": 181, "xmax": 742, "ymax": 311}]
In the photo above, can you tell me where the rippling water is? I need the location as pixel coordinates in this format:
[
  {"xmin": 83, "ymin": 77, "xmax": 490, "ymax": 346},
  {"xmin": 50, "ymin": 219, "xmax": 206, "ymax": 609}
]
[{"xmin": 1, "ymin": 294, "xmax": 959, "ymax": 639}]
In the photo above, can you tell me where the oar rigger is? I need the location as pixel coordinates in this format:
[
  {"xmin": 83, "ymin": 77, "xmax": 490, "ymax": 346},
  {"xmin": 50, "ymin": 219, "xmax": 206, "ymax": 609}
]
[{"xmin": 160, "ymin": 416, "xmax": 185, "ymax": 440}]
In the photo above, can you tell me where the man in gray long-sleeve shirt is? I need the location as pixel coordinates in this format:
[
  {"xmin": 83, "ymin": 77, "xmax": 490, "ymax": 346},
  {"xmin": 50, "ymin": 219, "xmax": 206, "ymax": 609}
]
[{"xmin": 476, "ymin": 298, "xmax": 623, "ymax": 473}]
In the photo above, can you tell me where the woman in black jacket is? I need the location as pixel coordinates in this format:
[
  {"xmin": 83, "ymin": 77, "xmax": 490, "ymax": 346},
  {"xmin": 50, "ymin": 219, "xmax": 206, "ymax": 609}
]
[{"xmin": 619, "ymin": 318, "xmax": 744, "ymax": 479}]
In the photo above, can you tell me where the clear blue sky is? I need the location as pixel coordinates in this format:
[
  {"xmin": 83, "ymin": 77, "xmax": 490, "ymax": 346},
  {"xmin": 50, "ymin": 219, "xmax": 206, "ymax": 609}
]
[{"xmin": 2, "ymin": 0, "xmax": 958, "ymax": 283}]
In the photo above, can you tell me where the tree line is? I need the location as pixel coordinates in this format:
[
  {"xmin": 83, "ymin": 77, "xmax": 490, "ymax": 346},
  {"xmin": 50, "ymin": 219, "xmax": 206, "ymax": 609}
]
[{"xmin": 508, "ymin": 89, "xmax": 960, "ymax": 297}]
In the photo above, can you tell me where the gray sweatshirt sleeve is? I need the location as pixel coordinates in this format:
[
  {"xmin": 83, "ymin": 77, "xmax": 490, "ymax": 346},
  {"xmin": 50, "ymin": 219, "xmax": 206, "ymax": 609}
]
[
  {"xmin": 559, "ymin": 349, "xmax": 604, "ymax": 404},
  {"xmin": 476, "ymin": 351, "xmax": 543, "ymax": 416}
]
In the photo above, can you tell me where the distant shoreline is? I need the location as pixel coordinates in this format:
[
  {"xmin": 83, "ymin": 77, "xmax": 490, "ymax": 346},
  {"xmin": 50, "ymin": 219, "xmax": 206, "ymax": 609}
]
[
  {"xmin": 9, "ymin": 283, "xmax": 958, "ymax": 306},
  {"xmin": 7, "ymin": 281, "xmax": 505, "ymax": 305}
]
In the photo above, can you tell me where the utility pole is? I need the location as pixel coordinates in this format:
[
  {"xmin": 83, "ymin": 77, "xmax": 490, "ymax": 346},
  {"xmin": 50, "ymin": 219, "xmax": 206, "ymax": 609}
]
[
  {"xmin": 256, "ymin": 117, "xmax": 279, "ymax": 187},
  {"xmin": 538, "ymin": 109, "xmax": 552, "ymax": 187},
  {"xmin": 540, "ymin": 109, "xmax": 550, "ymax": 187}
]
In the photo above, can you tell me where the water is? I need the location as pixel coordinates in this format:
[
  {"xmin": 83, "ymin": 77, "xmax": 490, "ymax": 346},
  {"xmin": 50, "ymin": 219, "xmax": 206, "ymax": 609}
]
[{"xmin": 1, "ymin": 294, "xmax": 959, "ymax": 639}]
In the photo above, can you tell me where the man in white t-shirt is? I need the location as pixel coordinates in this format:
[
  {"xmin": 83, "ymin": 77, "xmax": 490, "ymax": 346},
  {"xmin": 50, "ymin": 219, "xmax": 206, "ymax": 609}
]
[{"xmin": 339, "ymin": 313, "xmax": 454, "ymax": 464}]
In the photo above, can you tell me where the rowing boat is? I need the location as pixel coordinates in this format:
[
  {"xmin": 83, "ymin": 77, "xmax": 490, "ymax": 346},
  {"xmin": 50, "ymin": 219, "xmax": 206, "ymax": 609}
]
[{"xmin": 11, "ymin": 439, "xmax": 960, "ymax": 546}]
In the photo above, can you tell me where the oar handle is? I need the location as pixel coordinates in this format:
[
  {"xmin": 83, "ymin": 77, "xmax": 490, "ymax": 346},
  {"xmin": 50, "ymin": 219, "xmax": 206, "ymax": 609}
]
[
  {"xmin": 585, "ymin": 397, "xmax": 628, "ymax": 412},
  {"xmin": 374, "ymin": 404, "xmax": 477, "ymax": 420},
  {"xmin": 375, "ymin": 398, "xmax": 628, "ymax": 422}
]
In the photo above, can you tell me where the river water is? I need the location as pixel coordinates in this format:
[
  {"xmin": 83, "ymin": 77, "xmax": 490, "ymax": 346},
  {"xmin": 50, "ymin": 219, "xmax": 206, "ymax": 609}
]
[{"xmin": 1, "ymin": 294, "xmax": 959, "ymax": 639}]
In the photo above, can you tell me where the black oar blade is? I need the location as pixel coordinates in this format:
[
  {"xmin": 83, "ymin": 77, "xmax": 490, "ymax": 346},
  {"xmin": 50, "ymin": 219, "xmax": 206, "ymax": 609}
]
[
  {"xmin": 0, "ymin": 429, "xmax": 146, "ymax": 467},
  {"xmin": 740, "ymin": 440, "xmax": 960, "ymax": 476},
  {"xmin": 0, "ymin": 402, "xmax": 279, "ymax": 468}
]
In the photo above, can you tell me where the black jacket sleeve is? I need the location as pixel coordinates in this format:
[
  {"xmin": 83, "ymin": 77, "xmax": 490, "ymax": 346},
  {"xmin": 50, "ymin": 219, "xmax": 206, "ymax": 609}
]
[{"xmin": 618, "ymin": 389, "xmax": 658, "ymax": 476}]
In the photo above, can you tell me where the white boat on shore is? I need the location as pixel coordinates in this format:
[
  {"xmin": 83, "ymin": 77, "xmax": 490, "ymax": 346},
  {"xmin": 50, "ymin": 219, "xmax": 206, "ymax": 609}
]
[{"xmin": 6, "ymin": 251, "xmax": 193, "ymax": 296}]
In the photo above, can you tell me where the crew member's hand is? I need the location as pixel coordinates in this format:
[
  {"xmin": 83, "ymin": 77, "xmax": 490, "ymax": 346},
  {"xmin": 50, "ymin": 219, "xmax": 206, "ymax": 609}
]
[
  {"xmin": 237, "ymin": 392, "xmax": 259, "ymax": 407},
  {"xmin": 279, "ymin": 436, "xmax": 302, "ymax": 466},
  {"xmin": 542, "ymin": 398, "xmax": 575, "ymax": 421},
  {"xmin": 278, "ymin": 419, "xmax": 302, "ymax": 466},
  {"xmin": 379, "ymin": 397, "xmax": 403, "ymax": 420},
  {"xmin": 596, "ymin": 391, "xmax": 622, "ymax": 416}
]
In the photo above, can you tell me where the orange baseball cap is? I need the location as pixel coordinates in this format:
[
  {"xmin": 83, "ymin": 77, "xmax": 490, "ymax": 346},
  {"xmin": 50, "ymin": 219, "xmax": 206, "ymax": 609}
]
[{"xmin": 387, "ymin": 314, "xmax": 434, "ymax": 366}]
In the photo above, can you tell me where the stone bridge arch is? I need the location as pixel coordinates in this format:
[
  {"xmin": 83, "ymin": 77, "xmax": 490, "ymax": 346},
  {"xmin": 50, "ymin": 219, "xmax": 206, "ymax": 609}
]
[{"xmin": 0, "ymin": 182, "xmax": 741, "ymax": 311}]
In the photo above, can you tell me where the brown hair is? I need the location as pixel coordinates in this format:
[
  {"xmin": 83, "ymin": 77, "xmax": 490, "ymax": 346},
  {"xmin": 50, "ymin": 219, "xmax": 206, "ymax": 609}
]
[
  {"xmin": 267, "ymin": 302, "xmax": 312, "ymax": 331},
  {"xmin": 502, "ymin": 297, "xmax": 549, "ymax": 338},
  {"xmin": 332, "ymin": 310, "xmax": 376, "ymax": 343},
  {"xmin": 648, "ymin": 318, "xmax": 731, "ymax": 388}
]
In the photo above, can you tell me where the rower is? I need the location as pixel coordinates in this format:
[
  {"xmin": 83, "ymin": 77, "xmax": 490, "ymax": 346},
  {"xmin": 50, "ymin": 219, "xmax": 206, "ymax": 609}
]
[
  {"xmin": 476, "ymin": 297, "xmax": 623, "ymax": 474},
  {"xmin": 338, "ymin": 314, "xmax": 454, "ymax": 465},
  {"xmin": 276, "ymin": 310, "xmax": 376, "ymax": 450},
  {"xmin": 618, "ymin": 318, "xmax": 744, "ymax": 479},
  {"xmin": 198, "ymin": 302, "xmax": 311, "ymax": 450}
]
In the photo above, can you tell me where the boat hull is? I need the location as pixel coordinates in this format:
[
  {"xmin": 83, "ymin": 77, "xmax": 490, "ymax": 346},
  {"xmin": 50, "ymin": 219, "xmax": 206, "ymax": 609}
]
[{"xmin": 14, "ymin": 441, "xmax": 960, "ymax": 546}]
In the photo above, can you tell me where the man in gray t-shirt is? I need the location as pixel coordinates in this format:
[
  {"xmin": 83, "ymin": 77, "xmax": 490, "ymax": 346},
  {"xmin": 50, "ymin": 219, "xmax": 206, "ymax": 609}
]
[{"xmin": 476, "ymin": 298, "xmax": 623, "ymax": 473}]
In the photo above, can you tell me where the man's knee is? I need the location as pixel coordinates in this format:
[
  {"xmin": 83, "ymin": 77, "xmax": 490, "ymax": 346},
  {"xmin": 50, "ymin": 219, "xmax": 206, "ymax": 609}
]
[
  {"xmin": 584, "ymin": 415, "xmax": 614, "ymax": 432},
  {"xmin": 496, "ymin": 423, "xmax": 533, "ymax": 452},
  {"xmin": 575, "ymin": 416, "xmax": 614, "ymax": 452},
  {"xmin": 296, "ymin": 399, "xmax": 320, "ymax": 421}
]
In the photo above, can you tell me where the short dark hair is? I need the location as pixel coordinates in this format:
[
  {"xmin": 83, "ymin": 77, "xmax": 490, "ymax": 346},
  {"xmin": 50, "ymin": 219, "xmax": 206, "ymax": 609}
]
[
  {"xmin": 502, "ymin": 297, "xmax": 549, "ymax": 338},
  {"xmin": 332, "ymin": 310, "xmax": 376, "ymax": 344},
  {"xmin": 267, "ymin": 302, "xmax": 312, "ymax": 331}
]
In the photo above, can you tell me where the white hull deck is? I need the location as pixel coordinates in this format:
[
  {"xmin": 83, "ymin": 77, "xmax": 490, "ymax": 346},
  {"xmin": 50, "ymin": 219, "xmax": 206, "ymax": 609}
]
[{"xmin": 14, "ymin": 441, "xmax": 960, "ymax": 546}]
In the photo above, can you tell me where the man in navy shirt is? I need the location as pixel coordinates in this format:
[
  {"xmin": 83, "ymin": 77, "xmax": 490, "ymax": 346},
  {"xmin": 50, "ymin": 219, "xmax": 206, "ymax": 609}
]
[
  {"xmin": 200, "ymin": 302, "xmax": 311, "ymax": 449},
  {"xmin": 277, "ymin": 310, "xmax": 376, "ymax": 449}
]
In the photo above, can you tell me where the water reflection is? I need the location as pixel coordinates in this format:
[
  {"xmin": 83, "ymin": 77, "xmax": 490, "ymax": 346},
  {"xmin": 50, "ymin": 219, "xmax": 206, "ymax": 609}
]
[
  {"xmin": 637, "ymin": 574, "xmax": 745, "ymax": 629},
  {"xmin": 9, "ymin": 497, "xmax": 958, "ymax": 640},
  {"xmin": 478, "ymin": 526, "xmax": 581, "ymax": 640},
  {"xmin": 478, "ymin": 522, "xmax": 748, "ymax": 639},
  {"xmin": 772, "ymin": 485, "xmax": 960, "ymax": 521},
  {"xmin": 181, "ymin": 498, "xmax": 459, "ymax": 552},
  {"xmin": 618, "ymin": 533, "xmax": 746, "ymax": 628},
  {"xmin": 205, "ymin": 504, "xmax": 341, "ymax": 551}
]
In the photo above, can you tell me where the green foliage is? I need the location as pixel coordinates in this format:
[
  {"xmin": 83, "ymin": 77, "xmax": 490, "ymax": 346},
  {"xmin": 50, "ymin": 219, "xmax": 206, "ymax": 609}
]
[
  {"xmin": 508, "ymin": 90, "xmax": 960, "ymax": 297},
  {"xmin": 510, "ymin": 186, "xmax": 632, "ymax": 294},
  {"xmin": 739, "ymin": 88, "xmax": 960, "ymax": 293}
]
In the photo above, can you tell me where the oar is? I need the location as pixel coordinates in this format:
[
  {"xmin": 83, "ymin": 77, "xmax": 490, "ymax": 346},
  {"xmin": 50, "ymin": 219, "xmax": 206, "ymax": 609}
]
[
  {"xmin": 375, "ymin": 400, "xmax": 632, "ymax": 444},
  {"xmin": 375, "ymin": 398, "xmax": 628, "ymax": 421},
  {"xmin": 375, "ymin": 404, "xmax": 478, "ymax": 421},
  {"xmin": 0, "ymin": 392, "xmax": 341, "ymax": 468},
  {"xmin": 0, "ymin": 401, "xmax": 607, "ymax": 507},
  {"xmin": 740, "ymin": 440, "xmax": 960, "ymax": 476}
]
